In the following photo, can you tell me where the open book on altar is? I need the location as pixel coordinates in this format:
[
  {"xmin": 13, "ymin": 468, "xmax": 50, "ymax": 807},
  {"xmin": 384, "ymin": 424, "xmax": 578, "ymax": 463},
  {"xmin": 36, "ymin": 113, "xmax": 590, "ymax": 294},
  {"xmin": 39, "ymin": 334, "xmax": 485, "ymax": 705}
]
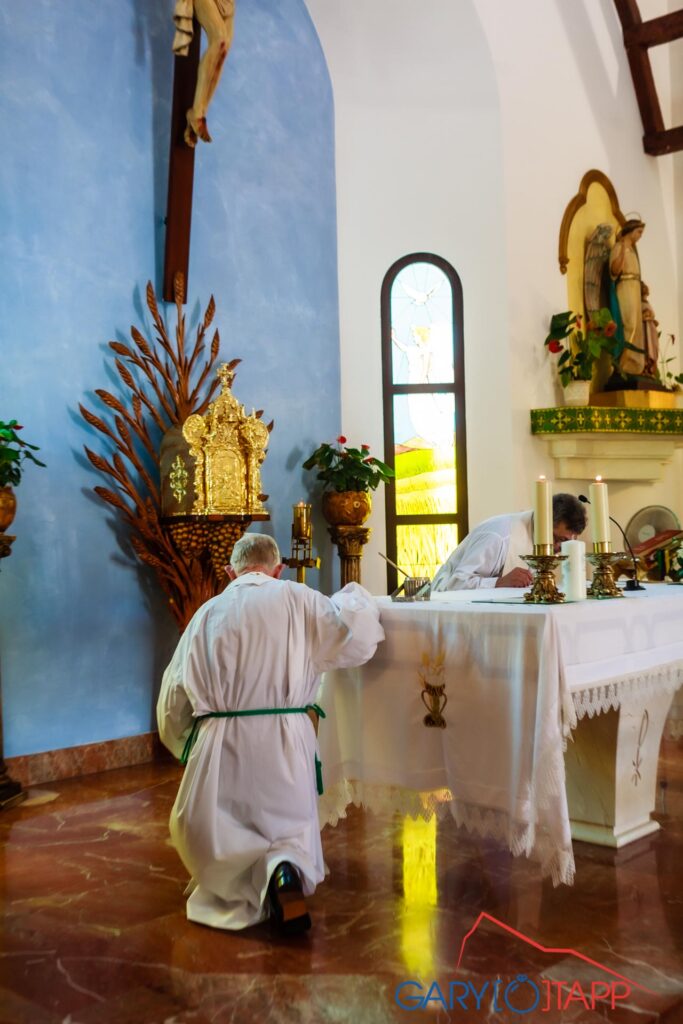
[{"xmin": 632, "ymin": 530, "xmax": 683, "ymax": 559}]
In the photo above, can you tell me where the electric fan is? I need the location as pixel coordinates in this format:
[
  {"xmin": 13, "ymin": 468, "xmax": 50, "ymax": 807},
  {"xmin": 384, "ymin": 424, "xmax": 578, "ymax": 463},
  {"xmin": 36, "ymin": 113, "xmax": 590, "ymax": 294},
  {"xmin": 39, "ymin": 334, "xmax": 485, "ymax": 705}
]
[{"xmin": 625, "ymin": 505, "xmax": 681, "ymax": 550}]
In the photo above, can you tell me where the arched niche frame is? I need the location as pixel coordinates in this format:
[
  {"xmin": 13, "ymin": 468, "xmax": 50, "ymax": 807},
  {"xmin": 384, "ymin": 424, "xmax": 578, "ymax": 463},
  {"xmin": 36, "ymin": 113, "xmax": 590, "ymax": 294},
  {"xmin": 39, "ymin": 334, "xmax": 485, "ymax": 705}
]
[
  {"xmin": 558, "ymin": 169, "xmax": 626, "ymax": 316},
  {"xmin": 557, "ymin": 171, "xmax": 627, "ymax": 390}
]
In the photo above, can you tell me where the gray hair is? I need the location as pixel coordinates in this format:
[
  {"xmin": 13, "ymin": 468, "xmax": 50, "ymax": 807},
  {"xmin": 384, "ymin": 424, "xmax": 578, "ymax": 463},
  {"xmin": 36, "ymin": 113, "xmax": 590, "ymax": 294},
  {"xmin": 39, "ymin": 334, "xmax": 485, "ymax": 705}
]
[{"xmin": 230, "ymin": 533, "xmax": 281, "ymax": 574}]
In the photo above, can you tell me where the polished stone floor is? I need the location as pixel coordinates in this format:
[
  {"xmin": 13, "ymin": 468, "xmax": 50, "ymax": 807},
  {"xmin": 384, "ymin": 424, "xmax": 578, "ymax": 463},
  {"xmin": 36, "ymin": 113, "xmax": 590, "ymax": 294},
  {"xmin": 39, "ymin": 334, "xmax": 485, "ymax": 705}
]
[{"xmin": 1, "ymin": 740, "xmax": 682, "ymax": 1023}]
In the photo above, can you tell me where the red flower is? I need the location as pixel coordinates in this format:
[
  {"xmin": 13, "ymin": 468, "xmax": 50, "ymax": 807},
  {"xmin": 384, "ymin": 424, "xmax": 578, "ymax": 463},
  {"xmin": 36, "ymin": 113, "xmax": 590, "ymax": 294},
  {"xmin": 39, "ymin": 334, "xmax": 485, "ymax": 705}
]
[
  {"xmin": 548, "ymin": 340, "xmax": 563, "ymax": 354},
  {"xmin": 575, "ymin": 315, "xmax": 582, "ymax": 327},
  {"xmin": 604, "ymin": 321, "xmax": 617, "ymax": 337},
  {"xmin": 14, "ymin": 424, "xmax": 23, "ymax": 430},
  {"xmin": 337, "ymin": 435, "xmax": 347, "ymax": 444},
  {"xmin": 361, "ymin": 443, "xmax": 370, "ymax": 450}
]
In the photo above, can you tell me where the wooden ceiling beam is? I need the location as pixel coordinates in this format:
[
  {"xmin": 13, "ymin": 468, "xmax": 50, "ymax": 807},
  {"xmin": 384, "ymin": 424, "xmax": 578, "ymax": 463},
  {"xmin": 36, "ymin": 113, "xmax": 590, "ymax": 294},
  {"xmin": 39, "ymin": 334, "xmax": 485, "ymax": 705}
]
[
  {"xmin": 644, "ymin": 125, "xmax": 683, "ymax": 156},
  {"xmin": 612, "ymin": 0, "xmax": 683, "ymax": 155},
  {"xmin": 623, "ymin": 10, "xmax": 683, "ymax": 48}
]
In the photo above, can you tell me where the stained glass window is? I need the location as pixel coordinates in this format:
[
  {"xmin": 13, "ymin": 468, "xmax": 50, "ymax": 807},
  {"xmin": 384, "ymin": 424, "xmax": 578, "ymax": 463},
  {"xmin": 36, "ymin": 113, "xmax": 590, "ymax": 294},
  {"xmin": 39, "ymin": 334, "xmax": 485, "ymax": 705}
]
[{"xmin": 381, "ymin": 255, "xmax": 468, "ymax": 592}]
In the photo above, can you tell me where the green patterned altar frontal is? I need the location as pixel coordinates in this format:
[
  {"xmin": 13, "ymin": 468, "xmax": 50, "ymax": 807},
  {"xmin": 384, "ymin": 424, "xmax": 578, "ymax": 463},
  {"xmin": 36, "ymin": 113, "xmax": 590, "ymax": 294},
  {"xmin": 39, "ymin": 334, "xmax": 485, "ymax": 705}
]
[{"xmin": 531, "ymin": 407, "xmax": 683, "ymax": 435}]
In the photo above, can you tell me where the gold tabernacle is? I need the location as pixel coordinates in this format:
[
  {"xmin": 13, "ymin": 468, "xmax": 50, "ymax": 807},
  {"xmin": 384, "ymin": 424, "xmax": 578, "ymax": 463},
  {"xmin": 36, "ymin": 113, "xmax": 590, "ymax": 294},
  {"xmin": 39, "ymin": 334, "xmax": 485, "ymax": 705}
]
[{"xmin": 159, "ymin": 361, "xmax": 271, "ymax": 583}]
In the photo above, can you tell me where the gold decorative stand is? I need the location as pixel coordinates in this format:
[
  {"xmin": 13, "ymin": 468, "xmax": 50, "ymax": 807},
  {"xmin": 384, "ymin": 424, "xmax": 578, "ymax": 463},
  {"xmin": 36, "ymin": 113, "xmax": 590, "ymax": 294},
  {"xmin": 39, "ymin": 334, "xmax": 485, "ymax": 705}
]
[
  {"xmin": 328, "ymin": 525, "xmax": 371, "ymax": 586},
  {"xmin": 282, "ymin": 503, "xmax": 320, "ymax": 584},
  {"xmin": 587, "ymin": 549, "xmax": 624, "ymax": 599},
  {"xmin": 0, "ymin": 534, "xmax": 26, "ymax": 810},
  {"xmin": 165, "ymin": 514, "xmax": 268, "ymax": 582},
  {"xmin": 522, "ymin": 546, "xmax": 566, "ymax": 603}
]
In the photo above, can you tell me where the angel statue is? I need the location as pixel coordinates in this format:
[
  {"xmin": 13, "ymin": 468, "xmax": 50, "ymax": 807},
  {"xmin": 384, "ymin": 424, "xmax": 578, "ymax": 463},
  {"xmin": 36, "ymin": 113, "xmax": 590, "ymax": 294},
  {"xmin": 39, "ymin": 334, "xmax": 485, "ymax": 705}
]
[
  {"xmin": 172, "ymin": 0, "xmax": 236, "ymax": 148},
  {"xmin": 583, "ymin": 223, "xmax": 613, "ymax": 319}
]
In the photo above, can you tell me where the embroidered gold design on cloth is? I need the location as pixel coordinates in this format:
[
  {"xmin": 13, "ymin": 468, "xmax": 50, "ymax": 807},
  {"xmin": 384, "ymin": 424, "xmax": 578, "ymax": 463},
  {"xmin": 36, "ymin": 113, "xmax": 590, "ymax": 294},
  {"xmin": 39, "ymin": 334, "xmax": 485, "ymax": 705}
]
[{"xmin": 419, "ymin": 650, "xmax": 447, "ymax": 729}]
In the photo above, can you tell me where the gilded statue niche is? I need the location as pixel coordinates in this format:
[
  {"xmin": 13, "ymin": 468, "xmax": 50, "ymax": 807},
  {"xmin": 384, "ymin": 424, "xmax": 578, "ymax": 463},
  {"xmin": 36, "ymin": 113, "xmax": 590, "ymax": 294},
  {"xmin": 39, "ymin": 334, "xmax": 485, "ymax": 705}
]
[
  {"xmin": 557, "ymin": 170, "xmax": 626, "ymax": 392},
  {"xmin": 558, "ymin": 170, "xmax": 625, "ymax": 311}
]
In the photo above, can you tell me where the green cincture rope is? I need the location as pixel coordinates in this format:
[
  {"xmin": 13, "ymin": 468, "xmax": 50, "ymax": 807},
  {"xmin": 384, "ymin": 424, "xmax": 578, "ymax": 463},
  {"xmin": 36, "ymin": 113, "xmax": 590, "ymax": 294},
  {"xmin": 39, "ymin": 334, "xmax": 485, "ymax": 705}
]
[{"xmin": 180, "ymin": 703, "xmax": 327, "ymax": 794}]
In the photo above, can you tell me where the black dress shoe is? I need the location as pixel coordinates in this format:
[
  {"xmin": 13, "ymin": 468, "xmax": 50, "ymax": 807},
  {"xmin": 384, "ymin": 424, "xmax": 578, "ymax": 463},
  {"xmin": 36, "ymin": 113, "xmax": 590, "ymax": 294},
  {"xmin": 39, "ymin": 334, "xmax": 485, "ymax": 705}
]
[{"xmin": 267, "ymin": 861, "xmax": 312, "ymax": 935}]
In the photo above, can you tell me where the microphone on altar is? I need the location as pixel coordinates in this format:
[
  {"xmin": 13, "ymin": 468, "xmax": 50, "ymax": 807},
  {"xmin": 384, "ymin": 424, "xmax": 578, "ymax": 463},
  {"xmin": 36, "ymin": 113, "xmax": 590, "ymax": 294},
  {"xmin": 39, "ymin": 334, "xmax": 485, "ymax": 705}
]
[{"xmin": 578, "ymin": 494, "xmax": 645, "ymax": 591}]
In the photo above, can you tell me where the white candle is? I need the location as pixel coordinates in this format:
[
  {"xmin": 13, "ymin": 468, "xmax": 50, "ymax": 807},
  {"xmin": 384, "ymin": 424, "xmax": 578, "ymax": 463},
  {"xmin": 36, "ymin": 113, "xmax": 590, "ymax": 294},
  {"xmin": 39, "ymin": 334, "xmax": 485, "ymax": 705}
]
[
  {"xmin": 588, "ymin": 476, "xmax": 610, "ymax": 545},
  {"xmin": 533, "ymin": 476, "xmax": 553, "ymax": 546},
  {"xmin": 561, "ymin": 540, "xmax": 586, "ymax": 601}
]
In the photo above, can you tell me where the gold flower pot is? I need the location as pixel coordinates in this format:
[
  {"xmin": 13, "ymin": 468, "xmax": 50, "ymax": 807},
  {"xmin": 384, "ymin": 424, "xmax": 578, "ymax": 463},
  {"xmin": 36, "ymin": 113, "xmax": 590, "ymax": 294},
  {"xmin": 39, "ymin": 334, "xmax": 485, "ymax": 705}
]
[
  {"xmin": 322, "ymin": 490, "xmax": 372, "ymax": 526},
  {"xmin": 0, "ymin": 487, "xmax": 17, "ymax": 532}
]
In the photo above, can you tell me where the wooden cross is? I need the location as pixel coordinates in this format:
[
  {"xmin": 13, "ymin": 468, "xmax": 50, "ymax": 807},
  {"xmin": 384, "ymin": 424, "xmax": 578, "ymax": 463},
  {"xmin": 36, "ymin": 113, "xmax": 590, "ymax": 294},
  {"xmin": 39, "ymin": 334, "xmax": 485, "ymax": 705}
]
[{"xmin": 163, "ymin": 21, "xmax": 201, "ymax": 303}]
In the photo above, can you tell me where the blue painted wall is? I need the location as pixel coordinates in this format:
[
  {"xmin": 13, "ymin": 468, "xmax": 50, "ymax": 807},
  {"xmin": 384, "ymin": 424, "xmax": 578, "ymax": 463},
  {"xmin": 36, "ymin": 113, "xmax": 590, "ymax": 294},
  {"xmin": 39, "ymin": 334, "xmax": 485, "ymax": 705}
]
[{"xmin": 0, "ymin": 0, "xmax": 340, "ymax": 757}]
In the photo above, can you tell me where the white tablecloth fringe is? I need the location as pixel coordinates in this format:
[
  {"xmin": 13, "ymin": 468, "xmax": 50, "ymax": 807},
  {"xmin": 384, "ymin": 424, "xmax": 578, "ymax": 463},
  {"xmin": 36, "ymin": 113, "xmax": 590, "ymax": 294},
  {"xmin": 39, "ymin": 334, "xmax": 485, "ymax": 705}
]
[
  {"xmin": 318, "ymin": 779, "xmax": 576, "ymax": 887},
  {"xmin": 570, "ymin": 663, "xmax": 683, "ymax": 724}
]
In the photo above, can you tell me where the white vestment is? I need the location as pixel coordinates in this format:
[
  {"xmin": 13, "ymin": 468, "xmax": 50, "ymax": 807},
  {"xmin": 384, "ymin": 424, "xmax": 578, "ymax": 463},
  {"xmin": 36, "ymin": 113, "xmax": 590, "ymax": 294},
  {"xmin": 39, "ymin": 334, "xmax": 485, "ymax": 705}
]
[
  {"xmin": 157, "ymin": 575, "xmax": 384, "ymax": 930},
  {"xmin": 430, "ymin": 510, "xmax": 533, "ymax": 591}
]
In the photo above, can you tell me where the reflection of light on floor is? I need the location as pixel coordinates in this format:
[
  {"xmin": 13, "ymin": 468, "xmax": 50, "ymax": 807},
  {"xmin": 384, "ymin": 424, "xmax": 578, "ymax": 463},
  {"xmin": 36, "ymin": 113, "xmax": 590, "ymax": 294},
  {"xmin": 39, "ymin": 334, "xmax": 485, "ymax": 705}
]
[{"xmin": 401, "ymin": 814, "xmax": 437, "ymax": 978}]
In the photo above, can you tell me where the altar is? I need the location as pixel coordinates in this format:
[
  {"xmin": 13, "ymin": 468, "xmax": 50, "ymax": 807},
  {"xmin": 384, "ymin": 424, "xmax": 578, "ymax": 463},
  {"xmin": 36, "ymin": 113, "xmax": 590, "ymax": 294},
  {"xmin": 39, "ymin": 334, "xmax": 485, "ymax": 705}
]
[{"xmin": 317, "ymin": 586, "xmax": 683, "ymax": 886}]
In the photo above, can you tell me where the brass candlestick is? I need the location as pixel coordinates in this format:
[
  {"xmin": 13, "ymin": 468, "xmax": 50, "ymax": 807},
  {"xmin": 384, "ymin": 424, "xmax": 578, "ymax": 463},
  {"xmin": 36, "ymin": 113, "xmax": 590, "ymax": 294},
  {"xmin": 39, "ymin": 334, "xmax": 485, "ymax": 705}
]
[
  {"xmin": 522, "ymin": 546, "xmax": 567, "ymax": 603},
  {"xmin": 283, "ymin": 503, "xmax": 320, "ymax": 584},
  {"xmin": 587, "ymin": 547, "xmax": 624, "ymax": 598}
]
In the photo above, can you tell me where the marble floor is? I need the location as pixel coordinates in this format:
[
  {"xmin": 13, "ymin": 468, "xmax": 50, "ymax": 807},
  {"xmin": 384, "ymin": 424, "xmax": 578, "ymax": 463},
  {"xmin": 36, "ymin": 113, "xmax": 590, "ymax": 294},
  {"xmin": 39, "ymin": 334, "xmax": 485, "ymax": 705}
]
[{"xmin": 1, "ymin": 740, "xmax": 682, "ymax": 1024}]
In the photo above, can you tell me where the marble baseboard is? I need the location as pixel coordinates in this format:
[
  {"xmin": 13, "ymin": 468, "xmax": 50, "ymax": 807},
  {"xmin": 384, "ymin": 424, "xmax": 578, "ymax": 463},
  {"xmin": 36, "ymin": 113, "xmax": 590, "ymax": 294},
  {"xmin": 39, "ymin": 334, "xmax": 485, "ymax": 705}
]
[{"xmin": 5, "ymin": 732, "xmax": 173, "ymax": 788}]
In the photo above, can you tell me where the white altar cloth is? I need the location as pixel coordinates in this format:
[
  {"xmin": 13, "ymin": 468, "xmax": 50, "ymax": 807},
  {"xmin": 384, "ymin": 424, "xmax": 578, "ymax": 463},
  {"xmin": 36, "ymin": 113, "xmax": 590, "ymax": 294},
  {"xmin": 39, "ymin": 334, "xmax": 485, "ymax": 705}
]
[{"xmin": 317, "ymin": 586, "xmax": 683, "ymax": 886}]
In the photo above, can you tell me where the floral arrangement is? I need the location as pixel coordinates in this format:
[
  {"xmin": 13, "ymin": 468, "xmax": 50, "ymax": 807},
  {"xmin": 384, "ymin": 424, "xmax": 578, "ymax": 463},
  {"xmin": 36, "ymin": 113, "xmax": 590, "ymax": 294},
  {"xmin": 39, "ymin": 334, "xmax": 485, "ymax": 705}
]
[
  {"xmin": 668, "ymin": 546, "xmax": 683, "ymax": 583},
  {"xmin": 655, "ymin": 333, "xmax": 683, "ymax": 392},
  {"xmin": 0, "ymin": 420, "xmax": 45, "ymax": 488},
  {"xmin": 545, "ymin": 308, "xmax": 617, "ymax": 387},
  {"xmin": 303, "ymin": 435, "xmax": 394, "ymax": 493}
]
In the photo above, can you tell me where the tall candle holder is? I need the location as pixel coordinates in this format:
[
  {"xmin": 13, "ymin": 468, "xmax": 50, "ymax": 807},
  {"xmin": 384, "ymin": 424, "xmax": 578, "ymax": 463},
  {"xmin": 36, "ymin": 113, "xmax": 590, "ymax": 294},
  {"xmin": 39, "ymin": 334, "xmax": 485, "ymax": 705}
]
[
  {"xmin": 283, "ymin": 502, "xmax": 320, "ymax": 584},
  {"xmin": 522, "ymin": 545, "xmax": 567, "ymax": 603},
  {"xmin": 587, "ymin": 544, "xmax": 624, "ymax": 599}
]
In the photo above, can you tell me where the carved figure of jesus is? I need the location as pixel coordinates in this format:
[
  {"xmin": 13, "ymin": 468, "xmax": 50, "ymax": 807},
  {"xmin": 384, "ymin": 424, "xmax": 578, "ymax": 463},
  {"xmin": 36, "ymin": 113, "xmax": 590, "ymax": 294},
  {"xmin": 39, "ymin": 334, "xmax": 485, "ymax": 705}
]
[{"xmin": 173, "ymin": 0, "xmax": 236, "ymax": 147}]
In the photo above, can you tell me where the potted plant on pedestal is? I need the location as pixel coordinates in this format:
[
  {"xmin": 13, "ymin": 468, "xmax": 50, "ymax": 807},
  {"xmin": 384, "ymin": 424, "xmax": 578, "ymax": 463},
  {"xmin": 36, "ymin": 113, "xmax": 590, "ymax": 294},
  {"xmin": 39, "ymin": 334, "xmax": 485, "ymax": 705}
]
[
  {"xmin": 0, "ymin": 420, "xmax": 45, "ymax": 532},
  {"xmin": 545, "ymin": 309, "xmax": 618, "ymax": 406},
  {"xmin": 302, "ymin": 435, "xmax": 394, "ymax": 525}
]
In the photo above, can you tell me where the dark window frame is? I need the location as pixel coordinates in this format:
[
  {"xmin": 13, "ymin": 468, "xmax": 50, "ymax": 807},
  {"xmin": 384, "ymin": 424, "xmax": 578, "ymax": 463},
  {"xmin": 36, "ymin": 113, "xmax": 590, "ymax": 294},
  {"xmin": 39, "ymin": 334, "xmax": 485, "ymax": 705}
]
[{"xmin": 381, "ymin": 252, "xmax": 469, "ymax": 593}]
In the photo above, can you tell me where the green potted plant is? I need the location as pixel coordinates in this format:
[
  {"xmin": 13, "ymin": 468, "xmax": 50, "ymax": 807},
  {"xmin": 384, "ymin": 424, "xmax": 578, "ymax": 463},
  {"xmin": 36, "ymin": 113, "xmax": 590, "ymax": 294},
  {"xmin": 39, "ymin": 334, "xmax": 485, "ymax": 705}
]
[
  {"xmin": 545, "ymin": 309, "xmax": 618, "ymax": 405},
  {"xmin": 0, "ymin": 420, "xmax": 45, "ymax": 531},
  {"xmin": 302, "ymin": 435, "xmax": 394, "ymax": 525},
  {"xmin": 655, "ymin": 333, "xmax": 683, "ymax": 405}
]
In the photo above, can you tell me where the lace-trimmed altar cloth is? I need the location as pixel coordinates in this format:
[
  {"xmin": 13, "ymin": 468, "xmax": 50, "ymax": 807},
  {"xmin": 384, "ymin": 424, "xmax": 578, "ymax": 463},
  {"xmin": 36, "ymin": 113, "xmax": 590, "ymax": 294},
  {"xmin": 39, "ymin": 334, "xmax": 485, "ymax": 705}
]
[{"xmin": 317, "ymin": 586, "xmax": 683, "ymax": 887}]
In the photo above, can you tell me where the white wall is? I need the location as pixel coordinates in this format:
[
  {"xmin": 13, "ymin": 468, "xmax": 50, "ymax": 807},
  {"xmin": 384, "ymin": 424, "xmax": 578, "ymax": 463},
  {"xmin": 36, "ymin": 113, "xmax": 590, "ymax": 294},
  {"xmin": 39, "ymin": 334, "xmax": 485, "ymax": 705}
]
[
  {"xmin": 306, "ymin": 0, "xmax": 682, "ymax": 591},
  {"xmin": 305, "ymin": 0, "xmax": 511, "ymax": 593}
]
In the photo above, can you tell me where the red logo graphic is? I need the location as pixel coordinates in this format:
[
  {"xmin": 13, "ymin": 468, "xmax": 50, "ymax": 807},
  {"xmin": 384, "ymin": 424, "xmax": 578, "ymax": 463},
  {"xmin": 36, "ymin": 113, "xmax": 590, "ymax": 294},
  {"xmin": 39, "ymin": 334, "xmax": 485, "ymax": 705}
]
[{"xmin": 457, "ymin": 911, "xmax": 655, "ymax": 993}]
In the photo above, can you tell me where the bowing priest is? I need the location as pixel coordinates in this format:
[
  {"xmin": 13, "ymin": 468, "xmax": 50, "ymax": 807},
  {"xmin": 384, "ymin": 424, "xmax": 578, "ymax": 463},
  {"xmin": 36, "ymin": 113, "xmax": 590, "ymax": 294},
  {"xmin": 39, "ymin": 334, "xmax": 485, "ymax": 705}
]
[
  {"xmin": 431, "ymin": 493, "xmax": 586, "ymax": 591},
  {"xmin": 157, "ymin": 532, "xmax": 384, "ymax": 934}
]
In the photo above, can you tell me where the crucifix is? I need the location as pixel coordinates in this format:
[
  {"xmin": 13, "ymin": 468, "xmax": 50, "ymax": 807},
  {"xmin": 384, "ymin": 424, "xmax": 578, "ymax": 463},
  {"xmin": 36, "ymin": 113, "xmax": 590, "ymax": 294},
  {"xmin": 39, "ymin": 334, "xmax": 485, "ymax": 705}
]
[{"xmin": 163, "ymin": 1, "xmax": 235, "ymax": 302}]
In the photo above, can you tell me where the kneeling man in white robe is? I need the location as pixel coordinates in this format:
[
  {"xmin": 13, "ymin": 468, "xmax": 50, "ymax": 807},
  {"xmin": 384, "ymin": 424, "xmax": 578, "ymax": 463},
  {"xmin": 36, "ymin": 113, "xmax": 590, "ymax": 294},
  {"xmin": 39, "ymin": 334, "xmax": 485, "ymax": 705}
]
[{"xmin": 157, "ymin": 532, "xmax": 384, "ymax": 933}]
